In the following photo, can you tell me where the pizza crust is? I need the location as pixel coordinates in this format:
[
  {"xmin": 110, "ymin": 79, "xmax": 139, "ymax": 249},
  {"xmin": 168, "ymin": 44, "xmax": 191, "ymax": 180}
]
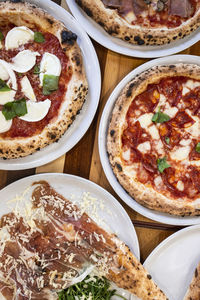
[
  {"xmin": 184, "ymin": 261, "xmax": 200, "ymax": 300},
  {"xmin": 0, "ymin": 1, "xmax": 88, "ymax": 159},
  {"xmin": 107, "ymin": 63, "xmax": 200, "ymax": 216},
  {"xmin": 76, "ymin": 0, "xmax": 200, "ymax": 45}
]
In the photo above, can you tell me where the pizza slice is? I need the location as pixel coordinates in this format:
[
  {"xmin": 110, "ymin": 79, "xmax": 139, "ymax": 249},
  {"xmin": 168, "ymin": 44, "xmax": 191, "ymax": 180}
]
[
  {"xmin": 184, "ymin": 261, "xmax": 200, "ymax": 300},
  {"xmin": 0, "ymin": 180, "xmax": 167, "ymax": 299}
]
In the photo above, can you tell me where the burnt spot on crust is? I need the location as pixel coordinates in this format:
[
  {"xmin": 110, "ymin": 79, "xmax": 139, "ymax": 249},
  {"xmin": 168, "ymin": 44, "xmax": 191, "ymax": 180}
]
[
  {"xmin": 147, "ymin": 274, "xmax": 152, "ymax": 280},
  {"xmin": 61, "ymin": 30, "xmax": 77, "ymax": 46},
  {"xmin": 110, "ymin": 130, "xmax": 115, "ymax": 137},
  {"xmin": 126, "ymin": 82, "xmax": 135, "ymax": 98},
  {"xmin": 124, "ymin": 36, "xmax": 130, "ymax": 41},
  {"xmin": 46, "ymin": 18, "xmax": 54, "ymax": 25},
  {"xmin": 134, "ymin": 36, "xmax": 145, "ymax": 45},
  {"xmin": 195, "ymin": 268, "xmax": 198, "ymax": 277},
  {"xmin": 116, "ymin": 163, "xmax": 122, "ymax": 172},
  {"xmin": 10, "ymin": 0, "xmax": 22, "ymax": 2},
  {"xmin": 73, "ymin": 55, "xmax": 81, "ymax": 67}
]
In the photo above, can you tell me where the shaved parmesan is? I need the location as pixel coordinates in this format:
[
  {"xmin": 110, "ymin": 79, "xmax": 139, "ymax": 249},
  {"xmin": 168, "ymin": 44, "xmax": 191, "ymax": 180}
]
[
  {"xmin": 5, "ymin": 26, "xmax": 34, "ymax": 50},
  {"xmin": 0, "ymin": 111, "xmax": 12, "ymax": 133},
  {"xmin": 10, "ymin": 50, "xmax": 40, "ymax": 73}
]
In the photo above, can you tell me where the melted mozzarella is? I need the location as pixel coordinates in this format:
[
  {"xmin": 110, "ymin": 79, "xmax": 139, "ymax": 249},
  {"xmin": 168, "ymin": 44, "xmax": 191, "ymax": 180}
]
[
  {"xmin": 148, "ymin": 125, "xmax": 160, "ymax": 139},
  {"xmin": 0, "ymin": 62, "xmax": 9, "ymax": 81},
  {"xmin": 0, "ymin": 111, "xmax": 12, "ymax": 133},
  {"xmin": 10, "ymin": 50, "xmax": 40, "ymax": 73},
  {"xmin": 138, "ymin": 113, "xmax": 153, "ymax": 128},
  {"xmin": 21, "ymin": 76, "xmax": 36, "ymax": 102},
  {"xmin": 182, "ymin": 87, "xmax": 190, "ymax": 96},
  {"xmin": 19, "ymin": 99, "xmax": 51, "ymax": 122},
  {"xmin": 5, "ymin": 26, "xmax": 34, "ymax": 50},
  {"xmin": 122, "ymin": 149, "xmax": 131, "ymax": 161},
  {"xmin": 154, "ymin": 176, "xmax": 163, "ymax": 188},
  {"xmin": 164, "ymin": 106, "xmax": 178, "ymax": 118},
  {"xmin": 137, "ymin": 141, "xmax": 151, "ymax": 153},
  {"xmin": 177, "ymin": 181, "xmax": 184, "ymax": 191},
  {"xmin": 39, "ymin": 53, "xmax": 61, "ymax": 86},
  {"xmin": 179, "ymin": 139, "xmax": 191, "ymax": 146},
  {"xmin": 0, "ymin": 60, "xmax": 17, "ymax": 90},
  {"xmin": 185, "ymin": 80, "xmax": 200, "ymax": 90},
  {"xmin": 170, "ymin": 146, "xmax": 191, "ymax": 161}
]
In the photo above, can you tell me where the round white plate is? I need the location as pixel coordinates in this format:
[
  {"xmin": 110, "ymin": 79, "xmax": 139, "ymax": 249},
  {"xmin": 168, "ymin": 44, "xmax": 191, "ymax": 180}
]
[
  {"xmin": 99, "ymin": 54, "xmax": 200, "ymax": 226},
  {"xmin": 67, "ymin": 0, "xmax": 200, "ymax": 58},
  {"xmin": 0, "ymin": 173, "xmax": 139, "ymax": 299},
  {"xmin": 0, "ymin": 0, "xmax": 101, "ymax": 170},
  {"xmin": 144, "ymin": 225, "xmax": 200, "ymax": 300}
]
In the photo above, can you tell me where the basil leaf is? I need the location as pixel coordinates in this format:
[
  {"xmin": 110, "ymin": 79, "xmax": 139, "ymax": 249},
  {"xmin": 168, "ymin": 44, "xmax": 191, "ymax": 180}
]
[
  {"xmin": 33, "ymin": 64, "xmax": 40, "ymax": 74},
  {"xmin": 196, "ymin": 142, "xmax": 200, "ymax": 153},
  {"xmin": 34, "ymin": 32, "xmax": 45, "ymax": 43},
  {"xmin": 43, "ymin": 74, "xmax": 59, "ymax": 95},
  {"xmin": 152, "ymin": 110, "xmax": 170, "ymax": 123},
  {"xmin": 0, "ymin": 31, "xmax": 4, "ymax": 41},
  {"xmin": 157, "ymin": 157, "xmax": 170, "ymax": 173},
  {"xmin": 165, "ymin": 137, "xmax": 170, "ymax": 145},
  {"xmin": 0, "ymin": 79, "xmax": 11, "ymax": 92},
  {"xmin": 2, "ymin": 99, "xmax": 27, "ymax": 120}
]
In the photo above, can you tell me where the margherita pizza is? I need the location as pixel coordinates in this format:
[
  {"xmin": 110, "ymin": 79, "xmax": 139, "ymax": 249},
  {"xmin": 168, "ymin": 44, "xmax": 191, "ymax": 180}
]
[
  {"xmin": 76, "ymin": 0, "xmax": 200, "ymax": 45},
  {"xmin": 0, "ymin": 1, "xmax": 88, "ymax": 159},
  {"xmin": 107, "ymin": 63, "xmax": 200, "ymax": 216}
]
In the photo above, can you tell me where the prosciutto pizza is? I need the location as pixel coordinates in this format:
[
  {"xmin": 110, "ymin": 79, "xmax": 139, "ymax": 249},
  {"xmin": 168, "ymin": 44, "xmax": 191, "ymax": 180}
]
[
  {"xmin": 76, "ymin": 0, "xmax": 200, "ymax": 45},
  {"xmin": 107, "ymin": 63, "xmax": 200, "ymax": 216},
  {"xmin": 0, "ymin": 180, "xmax": 167, "ymax": 299},
  {"xmin": 0, "ymin": 1, "xmax": 88, "ymax": 159}
]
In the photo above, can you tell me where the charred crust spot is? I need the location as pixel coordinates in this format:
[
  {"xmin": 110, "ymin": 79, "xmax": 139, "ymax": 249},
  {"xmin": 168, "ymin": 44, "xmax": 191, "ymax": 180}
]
[
  {"xmin": 50, "ymin": 134, "xmax": 56, "ymax": 140},
  {"xmin": 0, "ymin": 149, "xmax": 2, "ymax": 154},
  {"xmin": 147, "ymin": 274, "xmax": 152, "ymax": 280},
  {"xmin": 71, "ymin": 115, "xmax": 75, "ymax": 121},
  {"xmin": 134, "ymin": 36, "xmax": 145, "ymax": 45},
  {"xmin": 61, "ymin": 30, "xmax": 77, "ymax": 46},
  {"xmin": 17, "ymin": 146, "xmax": 22, "ymax": 152},
  {"xmin": 116, "ymin": 163, "xmax": 122, "ymax": 172},
  {"xmin": 119, "ymin": 105, "xmax": 122, "ymax": 111},
  {"xmin": 110, "ymin": 130, "xmax": 115, "ymax": 137},
  {"xmin": 195, "ymin": 268, "xmax": 198, "ymax": 277},
  {"xmin": 3, "ymin": 157, "xmax": 7, "ymax": 160},
  {"xmin": 124, "ymin": 36, "xmax": 130, "ymax": 41},
  {"xmin": 36, "ymin": 147, "xmax": 40, "ymax": 151},
  {"xmin": 73, "ymin": 55, "xmax": 81, "ymax": 66},
  {"xmin": 126, "ymin": 82, "xmax": 135, "ymax": 97},
  {"xmin": 147, "ymin": 34, "xmax": 153, "ymax": 40},
  {"xmin": 10, "ymin": 0, "xmax": 22, "ymax": 2},
  {"xmin": 169, "ymin": 65, "xmax": 176, "ymax": 69},
  {"xmin": 47, "ymin": 18, "xmax": 54, "ymax": 25},
  {"xmin": 84, "ymin": 6, "xmax": 93, "ymax": 17},
  {"xmin": 69, "ymin": 109, "xmax": 72, "ymax": 113},
  {"xmin": 173, "ymin": 36, "xmax": 177, "ymax": 40},
  {"xmin": 108, "ymin": 27, "xmax": 119, "ymax": 35}
]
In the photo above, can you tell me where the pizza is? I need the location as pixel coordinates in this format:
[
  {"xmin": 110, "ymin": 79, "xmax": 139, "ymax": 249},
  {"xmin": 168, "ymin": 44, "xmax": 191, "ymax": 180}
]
[
  {"xmin": 75, "ymin": 0, "xmax": 200, "ymax": 45},
  {"xmin": 184, "ymin": 261, "xmax": 200, "ymax": 300},
  {"xmin": 107, "ymin": 63, "xmax": 200, "ymax": 216},
  {"xmin": 0, "ymin": 180, "xmax": 167, "ymax": 299},
  {"xmin": 0, "ymin": 1, "xmax": 88, "ymax": 159}
]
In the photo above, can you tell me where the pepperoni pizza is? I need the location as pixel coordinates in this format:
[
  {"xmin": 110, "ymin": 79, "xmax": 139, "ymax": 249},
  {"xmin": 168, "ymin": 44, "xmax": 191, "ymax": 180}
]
[{"xmin": 107, "ymin": 64, "xmax": 200, "ymax": 216}]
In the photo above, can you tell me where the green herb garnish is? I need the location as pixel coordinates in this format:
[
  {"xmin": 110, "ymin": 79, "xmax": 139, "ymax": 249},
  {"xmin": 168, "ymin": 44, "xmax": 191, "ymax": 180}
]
[
  {"xmin": 58, "ymin": 275, "xmax": 127, "ymax": 300},
  {"xmin": 2, "ymin": 99, "xmax": 27, "ymax": 120},
  {"xmin": 0, "ymin": 31, "xmax": 4, "ymax": 41},
  {"xmin": 33, "ymin": 64, "xmax": 40, "ymax": 75},
  {"xmin": 165, "ymin": 137, "xmax": 170, "ymax": 145},
  {"xmin": 196, "ymin": 142, "xmax": 200, "ymax": 153},
  {"xmin": 157, "ymin": 157, "xmax": 171, "ymax": 173},
  {"xmin": 43, "ymin": 74, "xmax": 59, "ymax": 95},
  {"xmin": 34, "ymin": 32, "xmax": 45, "ymax": 43},
  {"xmin": 152, "ymin": 108, "xmax": 170, "ymax": 124},
  {"xmin": 0, "ymin": 79, "xmax": 11, "ymax": 92}
]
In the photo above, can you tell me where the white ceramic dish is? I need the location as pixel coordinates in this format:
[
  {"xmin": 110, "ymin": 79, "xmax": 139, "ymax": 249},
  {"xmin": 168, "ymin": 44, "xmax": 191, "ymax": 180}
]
[
  {"xmin": 0, "ymin": 0, "xmax": 101, "ymax": 170},
  {"xmin": 0, "ymin": 173, "xmax": 139, "ymax": 299},
  {"xmin": 67, "ymin": 0, "xmax": 200, "ymax": 58},
  {"xmin": 144, "ymin": 224, "xmax": 200, "ymax": 300},
  {"xmin": 99, "ymin": 54, "xmax": 200, "ymax": 226}
]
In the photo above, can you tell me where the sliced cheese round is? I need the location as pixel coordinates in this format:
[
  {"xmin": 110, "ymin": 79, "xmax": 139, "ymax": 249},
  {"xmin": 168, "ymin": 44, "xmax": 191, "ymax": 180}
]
[
  {"xmin": 19, "ymin": 99, "xmax": 51, "ymax": 122},
  {"xmin": 0, "ymin": 63, "xmax": 9, "ymax": 81},
  {"xmin": 0, "ymin": 90, "xmax": 16, "ymax": 105},
  {"xmin": 5, "ymin": 26, "xmax": 34, "ymax": 50},
  {"xmin": 10, "ymin": 50, "xmax": 40, "ymax": 73},
  {"xmin": 21, "ymin": 76, "xmax": 36, "ymax": 102},
  {"xmin": 39, "ymin": 52, "xmax": 61, "ymax": 85},
  {"xmin": 0, "ymin": 111, "xmax": 12, "ymax": 133},
  {"xmin": 0, "ymin": 60, "xmax": 17, "ymax": 90}
]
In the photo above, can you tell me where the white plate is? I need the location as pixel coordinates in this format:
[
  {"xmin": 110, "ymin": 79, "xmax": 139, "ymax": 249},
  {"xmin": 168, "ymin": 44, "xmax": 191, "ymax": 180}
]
[
  {"xmin": 0, "ymin": 0, "xmax": 101, "ymax": 170},
  {"xmin": 67, "ymin": 0, "xmax": 200, "ymax": 58},
  {"xmin": 99, "ymin": 54, "xmax": 200, "ymax": 226},
  {"xmin": 0, "ymin": 173, "xmax": 139, "ymax": 299},
  {"xmin": 144, "ymin": 225, "xmax": 200, "ymax": 300}
]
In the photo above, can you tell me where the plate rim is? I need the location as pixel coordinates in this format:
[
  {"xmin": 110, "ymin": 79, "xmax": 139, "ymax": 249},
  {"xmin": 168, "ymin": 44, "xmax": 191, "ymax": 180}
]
[
  {"xmin": 0, "ymin": 0, "xmax": 101, "ymax": 170},
  {"xmin": 67, "ymin": 0, "xmax": 200, "ymax": 58},
  {"xmin": 98, "ymin": 54, "xmax": 200, "ymax": 226}
]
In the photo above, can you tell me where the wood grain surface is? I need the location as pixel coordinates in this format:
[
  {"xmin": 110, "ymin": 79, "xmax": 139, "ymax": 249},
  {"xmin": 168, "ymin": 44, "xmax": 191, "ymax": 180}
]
[{"xmin": 1, "ymin": 0, "xmax": 200, "ymax": 263}]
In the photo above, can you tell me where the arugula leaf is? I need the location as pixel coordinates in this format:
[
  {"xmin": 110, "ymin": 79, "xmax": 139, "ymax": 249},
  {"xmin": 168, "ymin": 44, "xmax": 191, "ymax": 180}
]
[
  {"xmin": 152, "ymin": 108, "xmax": 170, "ymax": 124},
  {"xmin": 157, "ymin": 157, "xmax": 170, "ymax": 173},
  {"xmin": 2, "ymin": 99, "xmax": 27, "ymax": 120},
  {"xmin": 33, "ymin": 64, "xmax": 40, "ymax": 75},
  {"xmin": 0, "ymin": 79, "xmax": 11, "ymax": 92},
  {"xmin": 196, "ymin": 142, "xmax": 200, "ymax": 153},
  {"xmin": 58, "ymin": 275, "xmax": 127, "ymax": 300},
  {"xmin": 43, "ymin": 74, "xmax": 59, "ymax": 95},
  {"xmin": 0, "ymin": 31, "xmax": 4, "ymax": 41},
  {"xmin": 165, "ymin": 137, "xmax": 170, "ymax": 145},
  {"xmin": 34, "ymin": 32, "xmax": 45, "ymax": 43}
]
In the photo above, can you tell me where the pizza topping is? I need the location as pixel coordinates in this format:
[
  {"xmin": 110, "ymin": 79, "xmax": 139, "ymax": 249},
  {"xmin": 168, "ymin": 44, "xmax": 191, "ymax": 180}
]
[
  {"xmin": 42, "ymin": 75, "xmax": 59, "ymax": 95},
  {"xmin": 132, "ymin": 0, "xmax": 148, "ymax": 16},
  {"xmin": 39, "ymin": 52, "xmax": 61, "ymax": 86},
  {"xmin": 195, "ymin": 143, "xmax": 200, "ymax": 153},
  {"xmin": 0, "ymin": 78, "xmax": 11, "ymax": 92},
  {"xmin": 137, "ymin": 141, "xmax": 151, "ymax": 153},
  {"xmin": 165, "ymin": 136, "xmax": 170, "ymax": 144},
  {"xmin": 0, "ymin": 59, "xmax": 17, "ymax": 90},
  {"xmin": 5, "ymin": 26, "xmax": 34, "ymax": 50},
  {"xmin": 19, "ymin": 99, "xmax": 51, "ymax": 122},
  {"xmin": 0, "ymin": 31, "xmax": 4, "ymax": 41},
  {"xmin": 152, "ymin": 108, "xmax": 170, "ymax": 123},
  {"xmin": 21, "ymin": 76, "xmax": 36, "ymax": 102},
  {"xmin": 33, "ymin": 64, "xmax": 40, "ymax": 75},
  {"xmin": 10, "ymin": 50, "xmax": 40, "ymax": 73},
  {"xmin": 34, "ymin": 31, "xmax": 45, "ymax": 43},
  {"xmin": 157, "ymin": 157, "xmax": 170, "ymax": 173},
  {"xmin": 168, "ymin": 0, "xmax": 193, "ymax": 18},
  {"xmin": 2, "ymin": 99, "xmax": 27, "ymax": 120},
  {"xmin": 0, "ymin": 111, "xmax": 12, "ymax": 133}
]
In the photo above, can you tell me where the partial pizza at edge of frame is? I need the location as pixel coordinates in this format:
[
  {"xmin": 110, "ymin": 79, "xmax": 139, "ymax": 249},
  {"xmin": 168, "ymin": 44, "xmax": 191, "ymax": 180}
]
[
  {"xmin": 107, "ymin": 63, "xmax": 200, "ymax": 216},
  {"xmin": 0, "ymin": 0, "xmax": 88, "ymax": 159},
  {"xmin": 75, "ymin": 0, "xmax": 200, "ymax": 46}
]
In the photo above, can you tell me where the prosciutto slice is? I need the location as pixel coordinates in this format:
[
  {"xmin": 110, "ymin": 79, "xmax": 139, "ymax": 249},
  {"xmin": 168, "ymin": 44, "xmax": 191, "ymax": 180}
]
[
  {"xmin": 168, "ymin": 0, "xmax": 193, "ymax": 18},
  {"xmin": 102, "ymin": 0, "xmax": 148, "ymax": 16}
]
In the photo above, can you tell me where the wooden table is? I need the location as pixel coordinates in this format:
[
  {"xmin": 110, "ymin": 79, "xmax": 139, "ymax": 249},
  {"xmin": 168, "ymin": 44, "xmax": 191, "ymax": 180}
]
[{"xmin": 1, "ymin": 0, "xmax": 200, "ymax": 263}]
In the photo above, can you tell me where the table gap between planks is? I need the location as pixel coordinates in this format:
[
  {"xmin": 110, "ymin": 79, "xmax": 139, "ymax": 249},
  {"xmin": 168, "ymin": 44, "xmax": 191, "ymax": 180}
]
[{"xmin": 1, "ymin": 0, "xmax": 200, "ymax": 262}]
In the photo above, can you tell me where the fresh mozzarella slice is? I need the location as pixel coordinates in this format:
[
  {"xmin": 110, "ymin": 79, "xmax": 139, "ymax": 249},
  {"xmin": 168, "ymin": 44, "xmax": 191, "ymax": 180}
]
[
  {"xmin": 10, "ymin": 50, "xmax": 40, "ymax": 73},
  {"xmin": 0, "ymin": 111, "xmax": 12, "ymax": 133},
  {"xmin": 0, "ymin": 90, "xmax": 16, "ymax": 105},
  {"xmin": 0, "ymin": 41, "xmax": 2, "ymax": 50},
  {"xmin": 0, "ymin": 63, "xmax": 9, "ymax": 81},
  {"xmin": 21, "ymin": 76, "xmax": 36, "ymax": 102},
  {"xmin": 5, "ymin": 26, "xmax": 34, "ymax": 50},
  {"xmin": 39, "ymin": 52, "xmax": 61, "ymax": 85},
  {"xmin": 19, "ymin": 99, "xmax": 51, "ymax": 122},
  {"xmin": 0, "ymin": 60, "xmax": 17, "ymax": 90}
]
